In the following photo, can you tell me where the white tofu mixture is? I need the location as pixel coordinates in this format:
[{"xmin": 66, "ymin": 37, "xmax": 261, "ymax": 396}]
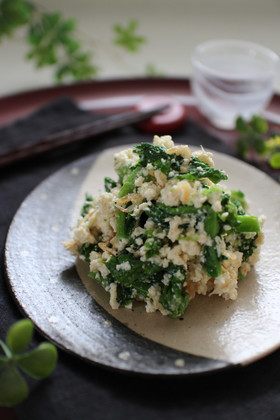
[{"xmin": 63, "ymin": 136, "xmax": 264, "ymax": 318}]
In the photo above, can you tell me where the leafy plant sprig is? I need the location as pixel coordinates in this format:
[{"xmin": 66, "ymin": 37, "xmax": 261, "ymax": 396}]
[
  {"xmin": 236, "ymin": 115, "xmax": 280, "ymax": 170},
  {"xmin": 0, "ymin": 319, "xmax": 58, "ymax": 407},
  {"xmin": 113, "ymin": 19, "xmax": 146, "ymax": 52},
  {"xmin": 0, "ymin": 0, "xmax": 97, "ymax": 82},
  {"xmin": 0, "ymin": 0, "xmax": 157, "ymax": 82}
]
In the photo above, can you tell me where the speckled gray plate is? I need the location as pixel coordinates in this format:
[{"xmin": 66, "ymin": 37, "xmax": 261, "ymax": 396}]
[{"xmin": 4, "ymin": 150, "xmax": 232, "ymax": 375}]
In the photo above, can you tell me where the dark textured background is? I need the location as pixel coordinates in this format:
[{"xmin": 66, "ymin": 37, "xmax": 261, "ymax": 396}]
[{"xmin": 1, "ymin": 99, "xmax": 280, "ymax": 420}]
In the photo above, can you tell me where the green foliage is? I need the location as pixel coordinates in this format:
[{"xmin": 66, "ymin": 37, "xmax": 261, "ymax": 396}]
[
  {"xmin": 0, "ymin": 0, "xmax": 97, "ymax": 82},
  {"xmin": 0, "ymin": 2, "xmax": 148, "ymax": 82},
  {"xmin": 6, "ymin": 319, "xmax": 33, "ymax": 354},
  {"xmin": 16, "ymin": 343, "xmax": 57, "ymax": 379},
  {"xmin": 55, "ymin": 51, "xmax": 98, "ymax": 82},
  {"xmin": 145, "ymin": 63, "xmax": 165, "ymax": 77},
  {"xmin": 269, "ymin": 152, "xmax": 280, "ymax": 169},
  {"xmin": 26, "ymin": 11, "xmax": 97, "ymax": 82},
  {"xmin": 0, "ymin": 319, "xmax": 58, "ymax": 407},
  {"xmin": 113, "ymin": 19, "xmax": 146, "ymax": 52},
  {"xmin": 0, "ymin": 0, "xmax": 33, "ymax": 37},
  {"xmin": 236, "ymin": 116, "xmax": 266, "ymax": 155},
  {"xmin": 0, "ymin": 365, "xmax": 29, "ymax": 407},
  {"xmin": 235, "ymin": 115, "xmax": 280, "ymax": 173}
]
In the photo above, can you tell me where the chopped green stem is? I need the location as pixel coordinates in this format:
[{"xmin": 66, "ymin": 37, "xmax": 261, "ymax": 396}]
[
  {"xmin": 204, "ymin": 208, "xmax": 219, "ymax": 238},
  {"xmin": 118, "ymin": 167, "xmax": 141, "ymax": 198},
  {"xmin": 202, "ymin": 245, "xmax": 222, "ymax": 278},
  {"xmin": 116, "ymin": 210, "xmax": 135, "ymax": 238},
  {"xmin": 235, "ymin": 215, "xmax": 260, "ymax": 233}
]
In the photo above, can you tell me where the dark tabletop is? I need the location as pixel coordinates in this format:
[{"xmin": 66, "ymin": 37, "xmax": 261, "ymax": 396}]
[{"xmin": 0, "ymin": 99, "xmax": 280, "ymax": 420}]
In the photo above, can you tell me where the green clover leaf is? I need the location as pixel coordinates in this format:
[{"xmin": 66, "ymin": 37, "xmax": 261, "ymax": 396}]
[
  {"xmin": 0, "ymin": 365, "xmax": 29, "ymax": 407},
  {"xmin": 17, "ymin": 343, "xmax": 58, "ymax": 379},
  {"xmin": 0, "ymin": 319, "xmax": 58, "ymax": 407},
  {"xmin": 6, "ymin": 319, "xmax": 33, "ymax": 354}
]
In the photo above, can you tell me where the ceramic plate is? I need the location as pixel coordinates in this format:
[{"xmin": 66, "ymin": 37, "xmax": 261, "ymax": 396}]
[{"xmin": 5, "ymin": 144, "xmax": 280, "ymax": 375}]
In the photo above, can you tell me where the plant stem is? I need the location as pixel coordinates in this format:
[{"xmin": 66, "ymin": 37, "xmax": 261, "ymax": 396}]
[{"xmin": 0, "ymin": 340, "xmax": 13, "ymax": 359}]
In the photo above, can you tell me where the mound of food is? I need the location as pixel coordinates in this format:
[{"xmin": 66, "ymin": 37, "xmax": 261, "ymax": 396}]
[{"xmin": 63, "ymin": 136, "xmax": 264, "ymax": 318}]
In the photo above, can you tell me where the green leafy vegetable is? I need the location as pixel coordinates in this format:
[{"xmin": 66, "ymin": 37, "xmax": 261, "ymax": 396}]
[
  {"xmin": 133, "ymin": 142, "xmax": 184, "ymax": 176},
  {"xmin": 159, "ymin": 265, "xmax": 190, "ymax": 318},
  {"xmin": 80, "ymin": 193, "xmax": 93, "ymax": 217},
  {"xmin": 202, "ymin": 245, "xmax": 222, "ymax": 278},
  {"xmin": 115, "ymin": 164, "xmax": 133, "ymax": 184},
  {"xmin": 147, "ymin": 203, "xmax": 220, "ymax": 238},
  {"xmin": 105, "ymin": 252, "xmax": 162, "ymax": 287},
  {"xmin": 0, "ymin": 319, "xmax": 58, "ymax": 407},
  {"xmin": 80, "ymin": 242, "xmax": 100, "ymax": 262},
  {"xmin": 237, "ymin": 233, "xmax": 258, "ymax": 262},
  {"xmin": 104, "ymin": 252, "xmax": 189, "ymax": 318},
  {"xmin": 144, "ymin": 236, "xmax": 163, "ymax": 258},
  {"xmin": 88, "ymin": 270, "xmax": 112, "ymax": 290},
  {"xmin": 146, "ymin": 202, "xmax": 199, "ymax": 226},
  {"xmin": 104, "ymin": 177, "xmax": 117, "ymax": 192},
  {"xmin": 116, "ymin": 211, "xmax": 136, "ymax": 239},
  {"xmin": 176, "ymin": 156, "xmax": 228, "ymax": 184},
  {"xmin": 116, "ymin": 167, "xmax": 141, "ymax": 239},
  {"xmin": 230, "ymin": 190, "xmax": 247, "ymax": 212}
]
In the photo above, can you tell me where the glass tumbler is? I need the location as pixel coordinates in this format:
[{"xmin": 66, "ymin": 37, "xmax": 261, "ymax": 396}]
[{"xmin": 191, "ymin": 39, "xmax": 280, "ymax": 129}]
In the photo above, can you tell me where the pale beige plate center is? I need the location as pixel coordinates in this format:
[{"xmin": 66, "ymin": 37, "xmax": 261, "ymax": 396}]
[{"xmin": 74, "ymin": 145, "xmax": 280, "ymax": 366}]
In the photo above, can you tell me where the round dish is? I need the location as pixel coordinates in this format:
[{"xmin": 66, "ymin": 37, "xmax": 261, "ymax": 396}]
[{"xmin": 4, "ymin": 145, "xmax": 280, "ymax": 374}]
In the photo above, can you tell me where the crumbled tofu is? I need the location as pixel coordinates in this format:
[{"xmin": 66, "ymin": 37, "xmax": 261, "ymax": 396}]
[{"xmin": 64, "ymin": 135, "xmax": 264, "ymax": 318}]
